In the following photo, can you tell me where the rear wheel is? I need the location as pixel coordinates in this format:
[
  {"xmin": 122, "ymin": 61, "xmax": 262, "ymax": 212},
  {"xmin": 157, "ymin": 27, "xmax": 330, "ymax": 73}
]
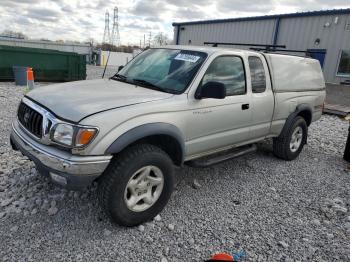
[
  {"xmin": 98, "ymin": 144, "xmax": 174, "ymax": 227},
  {"xmin": 273, "ymin": 116, "xmax": 308, "ymax": 160}
]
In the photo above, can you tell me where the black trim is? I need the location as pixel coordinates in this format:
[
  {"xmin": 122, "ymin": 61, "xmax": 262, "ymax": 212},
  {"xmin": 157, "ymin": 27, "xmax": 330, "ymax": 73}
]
[
  {"xmin": 173, "ymin": 8, "xmax": 350, "ymax": 26},
  {"xmin": 105, "ymin": 123, "xmax": 185, "ymax": 163}
]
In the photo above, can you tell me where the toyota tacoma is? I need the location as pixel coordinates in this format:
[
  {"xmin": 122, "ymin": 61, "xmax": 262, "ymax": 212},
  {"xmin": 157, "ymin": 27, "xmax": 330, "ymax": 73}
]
[{"xmin": 10, "ymin": 46, "xmax": 326, "ymax": 226}]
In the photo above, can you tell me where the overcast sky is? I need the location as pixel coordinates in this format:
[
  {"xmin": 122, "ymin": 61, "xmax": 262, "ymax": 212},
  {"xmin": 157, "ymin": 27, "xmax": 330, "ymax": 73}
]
[{"xmin": 1, "ymin": 0, "xmax": 350, "ymax": 45}]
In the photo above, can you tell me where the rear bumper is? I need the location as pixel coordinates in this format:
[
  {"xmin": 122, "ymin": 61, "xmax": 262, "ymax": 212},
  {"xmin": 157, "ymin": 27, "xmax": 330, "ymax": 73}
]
[{"xmin": 10, "ymin": 121, "xmax": 112, "ymax": 190}]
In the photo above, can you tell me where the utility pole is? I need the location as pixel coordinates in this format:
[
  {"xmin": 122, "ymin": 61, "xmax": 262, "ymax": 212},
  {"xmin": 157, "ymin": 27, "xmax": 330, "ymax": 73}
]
[
  {"xmin": 111, "ymin": 7, "xmax": 121, "ymax": 47},
  {"xmin": 148, "ymin": 32, "xmax": 152, "ymax": 47},
  {"xmin": 143, "ymin": 34, "xmax": 145, "ymax": 48},
  {"xmin": 102, "ymin": 11, "xmax": 110, "ymax": 45}
]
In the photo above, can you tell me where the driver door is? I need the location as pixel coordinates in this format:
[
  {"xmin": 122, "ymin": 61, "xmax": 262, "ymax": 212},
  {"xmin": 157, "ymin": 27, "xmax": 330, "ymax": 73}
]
[{"xmin": 185, "ymin": 55, "xmax": 252, "ymax": 157}]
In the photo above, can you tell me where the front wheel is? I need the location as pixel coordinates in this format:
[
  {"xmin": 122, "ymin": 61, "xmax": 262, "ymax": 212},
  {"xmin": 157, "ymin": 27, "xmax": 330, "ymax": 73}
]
[
  {"xmin": 98, "ymin": 144, "xmax": 174, "ymax": 226},
  {"xmin": 273, "ymin": 116, "xmax": 308, "ymax": 160}
]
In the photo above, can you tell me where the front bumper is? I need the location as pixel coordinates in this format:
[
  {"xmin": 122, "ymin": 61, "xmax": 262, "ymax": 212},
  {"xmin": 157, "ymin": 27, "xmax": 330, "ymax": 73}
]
[{"xmin": 10, "ymin": 121, "xmax": 112, "ymax": 190}]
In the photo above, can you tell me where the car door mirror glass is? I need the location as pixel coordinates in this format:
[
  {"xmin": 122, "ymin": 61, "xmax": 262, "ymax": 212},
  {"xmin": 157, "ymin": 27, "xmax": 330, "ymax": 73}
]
[{"xmin": 197, "ymin": 81, "xmax": 226, "ymax": 99}]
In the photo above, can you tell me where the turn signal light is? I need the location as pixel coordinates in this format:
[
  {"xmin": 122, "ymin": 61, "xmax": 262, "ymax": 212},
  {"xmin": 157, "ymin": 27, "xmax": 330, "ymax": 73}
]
[{"xmin": 75, "ymin": 128, "xmax": 97, "ymax": 147}]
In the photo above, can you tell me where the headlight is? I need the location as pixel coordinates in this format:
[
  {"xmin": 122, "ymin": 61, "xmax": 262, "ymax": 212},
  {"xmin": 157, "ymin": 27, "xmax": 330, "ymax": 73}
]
[
  {"xmin": 52, "ymin": 123, "xmax": 98, "ymax": 148},
  {"xmin": 53, "ymin": 124, "xmax": 74, "ymax": 146}
]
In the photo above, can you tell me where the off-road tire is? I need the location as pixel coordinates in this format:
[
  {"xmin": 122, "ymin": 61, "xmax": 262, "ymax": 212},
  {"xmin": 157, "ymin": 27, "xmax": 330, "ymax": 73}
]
[
  {"xmin": 273, "ymin": 116, "xmax": 308, "ymax": 161},
  {"xmin": 98, "ymin": 144, "xmax": 174, "ymax": 227}
]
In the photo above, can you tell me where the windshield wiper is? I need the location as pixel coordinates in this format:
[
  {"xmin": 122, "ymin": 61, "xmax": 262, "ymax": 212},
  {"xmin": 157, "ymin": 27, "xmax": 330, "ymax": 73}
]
[
  {"xmin": 110, "ymin": 73, "xmax": 127, "ymax": 81},
  {"xmin": 132, "ymin": 78, "xmax": 160, "ymax": 88},
  {"xmin": 132, "ymin": 78, "xmax": 181, "ymax": 94}
]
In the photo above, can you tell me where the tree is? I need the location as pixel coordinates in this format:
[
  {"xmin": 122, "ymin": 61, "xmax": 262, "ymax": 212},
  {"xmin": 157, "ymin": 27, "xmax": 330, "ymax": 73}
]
[
  {"xmin": 96, "ymin": 43, "xmax": 137, "ymax": 53},
  {"xmin": 1, "ymin": 30, "xmax": 28, "ymax": 39},
  {"xmin": 153, "ymin": 32, "xmax": 169, "ymax": 47}
]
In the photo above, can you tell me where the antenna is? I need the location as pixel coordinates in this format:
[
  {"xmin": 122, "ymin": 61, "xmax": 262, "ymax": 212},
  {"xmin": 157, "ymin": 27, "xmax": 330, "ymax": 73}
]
[
  {"xmin": 102, "ymin": 11, "xmax": 110, "ymax": 44},
  {"xmin": 111, "ymin": 7, "xmax": 121, "ymax": 47}
]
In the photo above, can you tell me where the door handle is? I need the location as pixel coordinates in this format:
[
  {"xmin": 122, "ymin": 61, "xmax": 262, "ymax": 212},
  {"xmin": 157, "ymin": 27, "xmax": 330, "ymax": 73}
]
[{"xmin": 242, "ymin": 104, "xmax": 249, "ymax": 110}]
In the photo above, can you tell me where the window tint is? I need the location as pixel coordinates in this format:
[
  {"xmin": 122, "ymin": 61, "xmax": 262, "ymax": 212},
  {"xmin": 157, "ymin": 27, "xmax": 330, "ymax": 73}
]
[
  {"xmin": 337, "ymin": 50, "xmax": 350, "ymax": 76},
  {"xmin": 248, "ymin": 56, "xmax": 266, "ymax": 93},
  {"xmin": 201, "ymin": 56, "xmax": 246, "ymax": 96}
]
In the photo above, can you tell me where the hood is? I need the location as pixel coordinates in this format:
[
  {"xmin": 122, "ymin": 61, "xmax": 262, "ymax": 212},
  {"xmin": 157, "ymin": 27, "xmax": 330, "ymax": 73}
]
[{"xmin": 27, "ymin": 79, "xmax": 173, "ymax": 122}]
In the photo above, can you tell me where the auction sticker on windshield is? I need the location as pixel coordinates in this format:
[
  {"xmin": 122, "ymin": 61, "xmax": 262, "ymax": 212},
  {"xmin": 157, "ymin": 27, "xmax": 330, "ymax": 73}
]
[{"xmin": 174, "ymin": 53, "xmax": 200, "ymax": 63}]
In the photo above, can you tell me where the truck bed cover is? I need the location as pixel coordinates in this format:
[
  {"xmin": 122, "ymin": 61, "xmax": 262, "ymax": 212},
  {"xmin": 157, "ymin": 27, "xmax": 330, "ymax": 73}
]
[{"xmin": 264, "ymin": 53, "xmax": 326, "ymax": 92}]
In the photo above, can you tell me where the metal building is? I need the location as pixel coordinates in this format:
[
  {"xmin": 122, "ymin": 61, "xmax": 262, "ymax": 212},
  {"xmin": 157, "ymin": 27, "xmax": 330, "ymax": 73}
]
[{"xmin": 172, "ymin": 9, "xmax": 350, "ymax": 84}]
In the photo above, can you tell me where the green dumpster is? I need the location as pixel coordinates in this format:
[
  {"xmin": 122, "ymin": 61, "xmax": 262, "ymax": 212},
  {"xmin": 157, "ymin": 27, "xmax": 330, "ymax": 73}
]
[{"xmin": 0, "ymin": 45, "xmax": 86, "ymax": 82}]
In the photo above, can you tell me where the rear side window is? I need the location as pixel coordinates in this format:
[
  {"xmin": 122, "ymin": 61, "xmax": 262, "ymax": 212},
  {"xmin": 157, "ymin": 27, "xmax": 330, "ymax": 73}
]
[{"xmin": 248, "ymin": 56, "xmax": 266, "ymax": 93}]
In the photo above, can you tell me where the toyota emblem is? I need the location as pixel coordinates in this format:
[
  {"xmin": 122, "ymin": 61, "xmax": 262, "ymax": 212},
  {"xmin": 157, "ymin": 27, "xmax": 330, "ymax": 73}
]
[{"xmin": 24, "ymin": 112, "xmax": 30, "ymax": 123}]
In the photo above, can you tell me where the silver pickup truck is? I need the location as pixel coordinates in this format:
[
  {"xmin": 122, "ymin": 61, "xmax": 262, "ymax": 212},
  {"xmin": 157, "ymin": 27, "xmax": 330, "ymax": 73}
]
[{"xmin": 10, "ymin": 46, "xmax": 325, "ymax": 226}]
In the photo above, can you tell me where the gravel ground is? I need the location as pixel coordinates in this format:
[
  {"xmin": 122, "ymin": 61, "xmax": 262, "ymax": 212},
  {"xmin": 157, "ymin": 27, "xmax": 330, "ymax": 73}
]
[{"xmin": 0, "ymin": 65, "xmax": 350, "ymax": 261}]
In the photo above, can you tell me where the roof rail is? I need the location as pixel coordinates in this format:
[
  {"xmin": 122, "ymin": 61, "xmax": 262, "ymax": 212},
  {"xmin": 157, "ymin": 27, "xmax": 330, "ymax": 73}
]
[
  {"xmin": 250, "ymin": 48, "xmax": 320, "ymax": 54},
  {"xmin": 250, "ymin": 48, "xmax": 323, "ymax": 58},
  {"xmin": 203, "ymin": 42, "xmax": 286, "ymax": 49},
  {"xmin": 251, "ymin": 48, "xmax": 326, "ymax": 57}
]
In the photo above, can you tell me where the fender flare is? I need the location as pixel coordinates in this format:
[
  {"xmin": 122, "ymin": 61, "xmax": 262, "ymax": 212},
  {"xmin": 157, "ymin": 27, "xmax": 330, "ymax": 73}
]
[
  {"xmin": 280, "ymin": 103, "xmax": 312, "ymax": 136},
  {"xmin": 105, "ymin": 123, "xmax": 185, "ymax": 163}
]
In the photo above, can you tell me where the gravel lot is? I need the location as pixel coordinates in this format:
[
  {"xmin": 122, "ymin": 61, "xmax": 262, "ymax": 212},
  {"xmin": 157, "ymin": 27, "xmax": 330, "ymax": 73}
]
[{"xmin": 1, "ymin": 65, "xmax": 350, "ymax": 261}]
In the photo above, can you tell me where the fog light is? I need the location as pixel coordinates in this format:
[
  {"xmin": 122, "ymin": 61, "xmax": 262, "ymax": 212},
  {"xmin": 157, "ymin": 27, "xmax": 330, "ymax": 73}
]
[{"xmin": 50, "ymin": 172, "xmax": 67, "ymax": 186}]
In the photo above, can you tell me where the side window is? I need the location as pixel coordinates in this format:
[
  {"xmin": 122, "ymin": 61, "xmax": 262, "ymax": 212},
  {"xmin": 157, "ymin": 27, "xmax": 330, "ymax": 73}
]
[
  {"xmin": 201, "ymin": 56, "xmax": 246, "ymax": 96},
  {"xmin": 337, "ymin": 50, "xmax": 350, "ymax": 76},
  {"xmin": 248, "ymin": 56, "xmax": 266, "ymax": 93}
]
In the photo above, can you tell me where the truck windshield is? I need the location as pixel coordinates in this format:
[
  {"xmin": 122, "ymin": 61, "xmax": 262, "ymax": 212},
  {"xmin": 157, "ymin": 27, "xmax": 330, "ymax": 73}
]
[{"xmin": 113, "ymin": 48, "xmax": 208, "ymax": 94}]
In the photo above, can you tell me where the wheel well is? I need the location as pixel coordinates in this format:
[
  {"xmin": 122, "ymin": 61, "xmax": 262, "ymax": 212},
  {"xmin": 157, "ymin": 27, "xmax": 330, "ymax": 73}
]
[
  {"xmin": 128, "ymin": 135, "xmax": 183, "ymax": 166},
  {"xmin": 297, "ymin": 110, "xmax": 312, "ymax": 126}
]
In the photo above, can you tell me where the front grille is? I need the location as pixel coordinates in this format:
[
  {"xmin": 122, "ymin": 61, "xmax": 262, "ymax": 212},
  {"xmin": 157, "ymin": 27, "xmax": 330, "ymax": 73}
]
[{"xmin": 17, "ymin": 102, "xmax": 43, "ymax": 138}]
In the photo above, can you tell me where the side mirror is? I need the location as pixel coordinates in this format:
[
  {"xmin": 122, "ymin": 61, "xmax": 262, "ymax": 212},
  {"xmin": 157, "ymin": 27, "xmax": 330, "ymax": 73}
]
[
  {"xmin": 196, "ymin": 81, "xmax": 226, "ymax": 99},
  {"xmin": 118, "ymin": 65, "xmax": 124, "ymax": 72}
]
